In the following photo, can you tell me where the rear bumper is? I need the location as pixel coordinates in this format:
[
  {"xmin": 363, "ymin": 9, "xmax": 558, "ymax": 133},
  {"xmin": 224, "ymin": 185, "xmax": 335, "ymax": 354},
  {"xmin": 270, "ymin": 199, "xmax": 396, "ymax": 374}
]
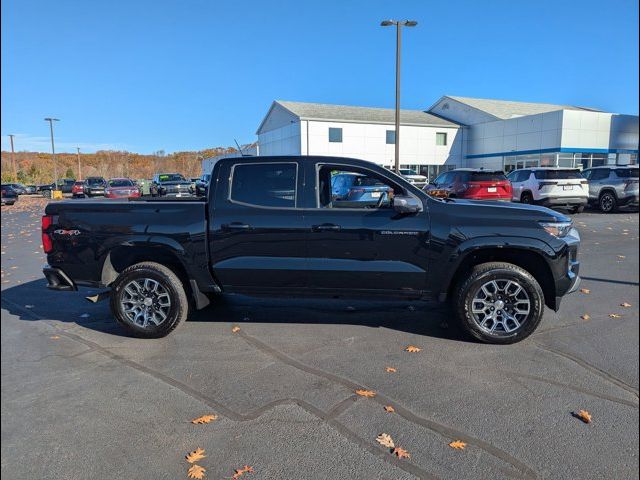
[
  {"xmin": 619, "ymin": 193, "xmax": 639, "ymax": 207},
  {"xmin": 43, "ymin": 265, "xmax": 77, "ymax": 291},
  {"xmin": 538, "ymin": 196, "xmax": 588, "ymax": 208}
]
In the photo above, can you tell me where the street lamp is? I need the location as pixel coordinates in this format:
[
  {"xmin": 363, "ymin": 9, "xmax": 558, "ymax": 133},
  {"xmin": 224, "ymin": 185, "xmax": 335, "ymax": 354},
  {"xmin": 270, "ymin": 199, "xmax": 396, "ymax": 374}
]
[
  {"xmin": 8, "ymin": 134, "xmax": 17, "ymax": 181},
  {"xmin": 76, "ymin": 147, "xmax": 82, "ymax": 180},
  {"xmin": 44, "ymin": 118, "xmax": 60, "ymax": 187},
  {"xmin": 380, "ymin": 19, "xmax": 418, "ymax": 173}
]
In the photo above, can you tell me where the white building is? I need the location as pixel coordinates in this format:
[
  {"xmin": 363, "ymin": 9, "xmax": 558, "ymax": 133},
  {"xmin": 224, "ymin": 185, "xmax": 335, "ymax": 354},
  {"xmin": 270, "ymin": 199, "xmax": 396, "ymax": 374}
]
[
  {"xmin": 255, "ymin": 97, "xmax": 638, "ymax": 178},
  {"xmin": 256, "ymin": 101, "xmax": 463, "ymax": 180}
]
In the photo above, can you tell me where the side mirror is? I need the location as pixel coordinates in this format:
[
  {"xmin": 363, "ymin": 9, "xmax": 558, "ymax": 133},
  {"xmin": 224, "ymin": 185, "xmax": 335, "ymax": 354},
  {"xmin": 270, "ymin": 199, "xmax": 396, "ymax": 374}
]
[{"xmin": 393, "ymin": 195, "xmax": 423, "ymax": 214}]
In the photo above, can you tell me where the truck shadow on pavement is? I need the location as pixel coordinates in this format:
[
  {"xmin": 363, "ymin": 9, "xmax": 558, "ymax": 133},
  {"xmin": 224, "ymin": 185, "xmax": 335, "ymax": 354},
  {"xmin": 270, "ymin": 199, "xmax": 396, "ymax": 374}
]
[{"xmin": 2, "ymin": 280, "xmax": 466, "ymax": 342}]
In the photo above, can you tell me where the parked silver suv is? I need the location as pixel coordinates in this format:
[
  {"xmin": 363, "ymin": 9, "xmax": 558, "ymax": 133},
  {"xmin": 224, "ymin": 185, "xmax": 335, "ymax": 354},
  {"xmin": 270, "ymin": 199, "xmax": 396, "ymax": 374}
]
[{"xmin": 581, "ymin": 166, "xmax": 639, "ymax": 212}]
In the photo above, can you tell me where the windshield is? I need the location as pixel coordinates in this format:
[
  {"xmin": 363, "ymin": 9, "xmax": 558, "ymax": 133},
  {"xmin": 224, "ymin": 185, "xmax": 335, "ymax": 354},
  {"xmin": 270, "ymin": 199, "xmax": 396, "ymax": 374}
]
[
  {"xmin": 158, "ymin": 174, "xmax": 185, "ymax": 182},
  {"xmin": 399, "ymin": 169, "xmax": 417, "ymax": 176},
  {"xmin": 108, "ymin": 179, "xmax": 134, "ymax": 187},
  {"xmin": 87, "ymin": 178, "xmax": 104, "ymax": 185},
  {"xmin": 534, "ymin": 169, "xmax": 583, "ymax": 180},
  {"xmin": 616, "ymin": 168, "xmax": 639, "ymax": 178}
]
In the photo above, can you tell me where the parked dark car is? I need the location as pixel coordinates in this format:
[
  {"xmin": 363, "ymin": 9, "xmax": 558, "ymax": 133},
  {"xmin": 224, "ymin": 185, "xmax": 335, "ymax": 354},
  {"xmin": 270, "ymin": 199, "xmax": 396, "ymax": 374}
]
[
  {"xmin": 1, "ymin": 184, "xmax": 19, "ymax": 205},
  {"xmin": 150, "ymin": 173, "xmax": 194, "ymax": 197},
  {"xmin": 424, "ymin": 169, "xmax": 512, "ymax": 201},
  {"xmin": 24, "ymin": 184, "xmax": 38, "ymax": 194},
  {"xmin": 195, "ymin": 173, "xmax": 211, "ymax": 196},
  {"xmin": 5, "ymin": 183, "xmax": 28, "ymax": 195},
  {"xmin": 42, "ymin": 155, "xmax": 581, "ymax": 345},
  {"xmin": 83, "ymin": 177, "xmax": 107, "ymax": 197},
  {"xmin": 581, "ymin": 166, "xmax": 639, "ymax": 212},
  {"xmin": 38, "ymin": 179, "xmax": 75, "ymax": 197},
  {"xmin": 105, "ymin": 178, "xmax": 141, "ymax": 199},
  {"xmin": 72, "ymin": 181, "xmax": 85, "ymax": 198}
]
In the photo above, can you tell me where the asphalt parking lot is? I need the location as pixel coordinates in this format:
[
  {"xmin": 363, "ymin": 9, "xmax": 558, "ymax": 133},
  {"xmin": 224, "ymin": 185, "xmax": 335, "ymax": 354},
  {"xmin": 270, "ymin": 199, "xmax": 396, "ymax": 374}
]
[{"xmin": 1, "ymin": 196, "xmax": 638, "ymax": 480}]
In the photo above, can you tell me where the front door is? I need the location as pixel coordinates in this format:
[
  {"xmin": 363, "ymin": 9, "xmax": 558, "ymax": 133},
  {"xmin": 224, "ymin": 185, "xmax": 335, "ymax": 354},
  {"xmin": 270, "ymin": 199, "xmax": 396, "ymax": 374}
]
[
  {"xmin": 303, "ymin": 162, "xmax": 430, "ymax": 296},
  {"xmin": 208, "ymin": 160, "xmax": 307, "ymax": 293}
]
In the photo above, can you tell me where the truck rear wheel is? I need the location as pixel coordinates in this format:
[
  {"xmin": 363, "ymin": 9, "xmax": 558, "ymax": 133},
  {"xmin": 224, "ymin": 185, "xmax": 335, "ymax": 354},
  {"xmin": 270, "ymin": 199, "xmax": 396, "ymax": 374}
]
[
  {"xmin": 110, "ymin": 262, "xmax": 189, "ymax": 338},
  {"xmin": 453, "ymin": 262, "xmax": 545, "ymax": 344}
]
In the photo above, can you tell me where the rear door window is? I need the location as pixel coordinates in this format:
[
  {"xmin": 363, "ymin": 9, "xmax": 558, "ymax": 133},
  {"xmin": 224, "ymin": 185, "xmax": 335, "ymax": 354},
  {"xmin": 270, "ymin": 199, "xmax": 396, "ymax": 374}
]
[
  {"xmin": 615, "ymin": 168, "xmax": 639, "ymax": 178},
  {"xmin": 589, "ymin": 169, "xmax": 610, "ymax": 181},
  {"xmin": 230, "ymin": 163, "xmax": 297, "ymax": 208}
]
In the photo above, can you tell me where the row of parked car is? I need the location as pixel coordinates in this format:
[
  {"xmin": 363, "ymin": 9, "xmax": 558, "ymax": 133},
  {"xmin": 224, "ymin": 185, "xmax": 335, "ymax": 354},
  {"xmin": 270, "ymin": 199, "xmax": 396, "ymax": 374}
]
[{"xmin": 418, "ymin": 165, "xmax": 638, "ymax": 213}]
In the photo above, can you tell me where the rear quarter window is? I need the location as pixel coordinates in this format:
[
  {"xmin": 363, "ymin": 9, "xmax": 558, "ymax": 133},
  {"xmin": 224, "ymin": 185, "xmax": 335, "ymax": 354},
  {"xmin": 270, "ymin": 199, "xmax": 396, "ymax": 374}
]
[{"xmin": 615, "ymin": 168, "xmax": 639, "ymax": 178}]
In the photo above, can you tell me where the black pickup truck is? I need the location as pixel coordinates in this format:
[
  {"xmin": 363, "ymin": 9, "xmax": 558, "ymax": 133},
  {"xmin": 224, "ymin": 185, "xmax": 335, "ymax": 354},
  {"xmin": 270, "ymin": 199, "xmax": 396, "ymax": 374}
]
[{"xmin": 42, "ymin": 155, "xmax": 581, "ymax": 344}]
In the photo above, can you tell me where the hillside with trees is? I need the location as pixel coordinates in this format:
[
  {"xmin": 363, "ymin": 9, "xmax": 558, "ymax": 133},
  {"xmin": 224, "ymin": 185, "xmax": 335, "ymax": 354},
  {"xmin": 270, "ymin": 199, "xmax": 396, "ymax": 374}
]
[{"xmin": 0, "ymin": 147, "xmax": 238, "ymax": 184}]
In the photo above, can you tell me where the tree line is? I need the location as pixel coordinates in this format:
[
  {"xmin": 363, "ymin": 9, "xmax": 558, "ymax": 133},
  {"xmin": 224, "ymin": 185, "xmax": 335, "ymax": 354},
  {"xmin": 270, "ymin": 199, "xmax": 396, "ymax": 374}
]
[{"xmin": 0, "ymin": 147, "xmax": 237, "ymax": 184}]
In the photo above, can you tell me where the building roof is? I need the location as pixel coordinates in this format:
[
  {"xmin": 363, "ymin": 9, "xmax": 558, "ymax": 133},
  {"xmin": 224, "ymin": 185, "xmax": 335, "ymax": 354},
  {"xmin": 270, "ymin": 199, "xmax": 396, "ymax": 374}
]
[
  {"xmin": 274, "ymin": 100, "xmax": 460, "ymax": 127},
  {"xmin": 440, "ymin": 96, "xmax": 602, "ymax": 120}
]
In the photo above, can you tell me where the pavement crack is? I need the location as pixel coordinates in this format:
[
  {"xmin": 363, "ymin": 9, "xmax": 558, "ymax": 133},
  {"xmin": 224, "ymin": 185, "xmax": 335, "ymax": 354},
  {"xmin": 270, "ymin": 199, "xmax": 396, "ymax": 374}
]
[
  {"xmin": 237, "ymin": 329, "xmax": 537, "ymax": 480},
  {"xmin": 533, "ymin": 341, "xmax": 639, "ymax": 398}
]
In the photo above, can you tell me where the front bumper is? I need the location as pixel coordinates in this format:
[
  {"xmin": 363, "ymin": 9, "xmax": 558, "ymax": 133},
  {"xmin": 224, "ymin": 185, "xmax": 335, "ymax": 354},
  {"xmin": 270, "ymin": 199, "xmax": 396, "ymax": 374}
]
[
  {"xmin": 551, "ymin": 227, "xmax": 581, "ymax": 310},
  {"xmin": 43, "ymin": 265, "xmax": 77, "ymax": 291},
  {"xmin": 85, "ymin": 188, "xmax": 105, "ymax": 196}
]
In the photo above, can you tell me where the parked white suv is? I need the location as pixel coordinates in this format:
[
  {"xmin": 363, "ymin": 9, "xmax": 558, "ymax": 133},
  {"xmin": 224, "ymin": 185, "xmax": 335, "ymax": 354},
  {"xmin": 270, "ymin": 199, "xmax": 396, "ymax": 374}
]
[
  {"xmin": 399, "ymin": 169, "xmax": 428, "ymax": 188},
  {"xmin": 507, "ymin": 168, "xmax": 588, "ymax": 213}
]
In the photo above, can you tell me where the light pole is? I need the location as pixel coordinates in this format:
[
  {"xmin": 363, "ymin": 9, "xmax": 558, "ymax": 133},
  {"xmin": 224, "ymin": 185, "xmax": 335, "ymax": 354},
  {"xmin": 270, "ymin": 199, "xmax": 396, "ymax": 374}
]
[
  {"xmin": 380, "ymin": 19, "xmax": 417, "ymax": 173},
  {"xmin": 8, "ymin": 134, "xmax": 17, "ymax": 181},
  {"xmin": 76, "ymin": 147, "xmax": 82, "ymax": 179},
  {"xmin": 44, "ymin": 118, "xmax": 60, "ymax": 186}
]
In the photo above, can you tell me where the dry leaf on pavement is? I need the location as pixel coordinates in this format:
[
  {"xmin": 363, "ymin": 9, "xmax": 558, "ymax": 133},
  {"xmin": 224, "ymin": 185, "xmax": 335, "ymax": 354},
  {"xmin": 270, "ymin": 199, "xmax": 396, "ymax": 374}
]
[
  {"xmin": 385, "ymin": 367, "xmax": 397, "ymax": 373},
  {"xmin": 231, "ymin": 326, "xmax": 241, "ymax": 333},
  {"xmin": 579, "ymin": 288, "xmax": 591, "ymax": 294},
  {"xmin": 191, "ymin": 414, "xmax": 218, "ymax": 424},
  {"xmin": 392, "ymin": 447, "xmax": 411, "ymax": 459},
  {"xmin": 621, "ymin": 302, "xmax": 632, "ymax": 308},
  {"xmin": 573, "ymin": 410, "xmax": 592, "ymax": 424},
  {"xmin": 187, "ymin": 464, "xmax": 206, "ymax": 479},
  {"xmin": 384, "ymin": 405, "xmax": 395, "ymax": 413},
  {"xmin": 449, "ymin": 440, "xmax": 467, "ymax": 450},
  {"xmin": 355, "ymin": 389, "xmax": 376, "ymax": 398},
  {"xmin": 617, "ymin": 255, "xmax": 626, "ymax": 259},
  {"xmin": 609, "ymin": 313, "xmax": 622, "ymax": 318},
  {"xmin": 376, "ymin": 433, "xmax": 395, "ymax": 448},
  {"xmin": 580, "ymin": 314, "xmax": 590, "ymax": 321},
  {"xmin": 185, "ymin": 448, "xmax": 206, "ymax": 463},
  {"xmin": 405, "ymin": 345, "xmax": 421, "ymax": 353},
  {"xmin": 232, "ymin": 465, "xmax": 254, "ymax": 479}
]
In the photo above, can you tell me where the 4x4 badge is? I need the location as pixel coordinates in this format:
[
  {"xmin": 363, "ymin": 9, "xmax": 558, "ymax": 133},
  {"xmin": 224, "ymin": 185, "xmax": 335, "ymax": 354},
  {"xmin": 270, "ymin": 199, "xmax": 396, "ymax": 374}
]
[{"xmin": 54, "ymin": 229, "xmax": 81, "ymax": 236}]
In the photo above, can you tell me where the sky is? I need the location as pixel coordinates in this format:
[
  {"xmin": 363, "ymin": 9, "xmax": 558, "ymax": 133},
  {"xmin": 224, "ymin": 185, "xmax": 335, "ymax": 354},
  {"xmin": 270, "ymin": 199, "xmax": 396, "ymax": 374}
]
[{"xmin": 1, "ymin": 0, "xmax": 638, "ymax": 154}]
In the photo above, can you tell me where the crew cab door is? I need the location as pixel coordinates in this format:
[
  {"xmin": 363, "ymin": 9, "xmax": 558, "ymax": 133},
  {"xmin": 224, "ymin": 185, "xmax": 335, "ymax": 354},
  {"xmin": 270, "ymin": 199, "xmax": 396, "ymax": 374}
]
[
  {"xmin": 302, "ymin": 162, "xmax": 430, "ymax": 296},
  {"xmin": 208, "ymin": 160, "xmax": 306, "ymax": 292}
]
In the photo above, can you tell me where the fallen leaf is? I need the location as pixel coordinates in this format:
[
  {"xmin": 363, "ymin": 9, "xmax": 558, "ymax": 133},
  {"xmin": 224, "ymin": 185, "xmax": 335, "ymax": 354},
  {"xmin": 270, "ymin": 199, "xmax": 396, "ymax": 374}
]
[
  {"xmin": 50, "ymin": 335, "xmax": 60, "ymax": 340},
  {"xmin": 355, "ymin": 389, "xmax": 376, "ymax": 398},
  {"xmin": 621, "ymin": 302, "xmax": 632, "ymax": 308},
  {"xmin": 232, "ymin": 465, "xmax": 254, "ymax": 479},
  {"xmin": 405, "ymin": 345, "xmax": 421, "ymax": 353},
  {"xmin": 617, "ymin": 255, "xmax": 626, "ymax": 259},
  {"xmin": 392, "ymin": 447, "xmax": 411, "ymax": 459},
  {"xmin": 609, "ymin": 313, "xmax": 622, "ymax": 319},
  {"xmin": 580, "ymin": 314, "xmax": 590, "ymax": 321},
  {"xmin": 573, "ymin": 409, "xmax": 592, "ymax": 424},
  {"xmin": 384, "ymin": 405, "xmax": 395, "ymax": 413},
  {"xmin": 187, "ymin": 464, "xmax": 206, "ymax": 479},
  {"xmin": 579, "ymin": 288, "xmax": 590, "ymax": 294},
  {"xmin": 191, "ymin": 414, "xmax": 218, "ymax": 424},
  {"xmin": 231, "ymin": 326, "xmax": 241, "ymax": 333},
  {"xmin": 449, "ymin": 440, "xmax": 467, "ymax": 450},
  {"xmin": 385, "ymin": 367, "xmax": 397, "ymax": 373},
  {"xmin": 185, "ymin": 448, "xmax": 206, "ymax": 463},
  {"xmin": 376, "ymin": 433, "xmax": 395, "ymax": 448}
]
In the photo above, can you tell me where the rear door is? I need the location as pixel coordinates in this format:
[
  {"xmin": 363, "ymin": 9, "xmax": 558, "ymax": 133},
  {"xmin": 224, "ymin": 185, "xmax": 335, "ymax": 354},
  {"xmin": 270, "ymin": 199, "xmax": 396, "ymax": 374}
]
[
  {"xmin": 303, "ymin": 162, "xmax": 430, "ymax": 295},
  {"xmin": 208, "ymin": 160, "xmax": 307, "ymax": 293}
]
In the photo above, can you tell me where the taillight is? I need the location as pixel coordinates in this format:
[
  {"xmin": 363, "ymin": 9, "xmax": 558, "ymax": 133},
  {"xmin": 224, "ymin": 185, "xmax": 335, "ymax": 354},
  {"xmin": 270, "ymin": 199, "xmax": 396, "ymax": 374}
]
[{"xmin": 41, "ymin": 215, "xmax": 53, "ymax": 253}]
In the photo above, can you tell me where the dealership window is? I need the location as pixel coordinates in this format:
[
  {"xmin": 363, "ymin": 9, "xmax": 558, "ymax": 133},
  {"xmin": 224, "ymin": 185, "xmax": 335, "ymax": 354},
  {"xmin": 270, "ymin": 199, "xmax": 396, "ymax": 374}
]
[
  {"xmin": 230, "ymin": 163, "xmax": 297, "ymax": 208},
  {"xmin": 328, "ymin": 127, "xmax": 342, "ymax": 143},
  {"xmin": 436, "ymin": 132, "xmax": 447, "ymax": 146},
  {"xmin": 386, "ymin": 130, "xmax": 396, "ymax": 144}
]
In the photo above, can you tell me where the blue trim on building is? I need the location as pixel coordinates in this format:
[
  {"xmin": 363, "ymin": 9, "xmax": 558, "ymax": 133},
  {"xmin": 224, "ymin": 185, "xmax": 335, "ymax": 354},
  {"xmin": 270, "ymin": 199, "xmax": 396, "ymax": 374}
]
[{"xmin": 466, "ymin": 147, "xmax": 639, "ymax": 159}]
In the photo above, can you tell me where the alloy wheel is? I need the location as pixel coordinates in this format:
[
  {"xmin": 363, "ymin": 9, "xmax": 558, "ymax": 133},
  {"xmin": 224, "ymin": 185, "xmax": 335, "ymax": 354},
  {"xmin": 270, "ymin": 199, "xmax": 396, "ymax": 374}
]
[
  {"xmin": 120, "ymin": 278, "xmax": 171, "ymax": 328},
  {"xmin": 470, "ymin": 279, "xmax": 531, "ymax": 336}
]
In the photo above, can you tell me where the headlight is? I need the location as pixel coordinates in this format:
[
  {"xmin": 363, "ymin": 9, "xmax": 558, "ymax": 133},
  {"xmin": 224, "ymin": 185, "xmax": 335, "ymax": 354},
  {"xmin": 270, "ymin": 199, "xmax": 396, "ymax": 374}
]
[{"xmin": 540, "ymin": 221, "xmax": 573, "ymax": 238}]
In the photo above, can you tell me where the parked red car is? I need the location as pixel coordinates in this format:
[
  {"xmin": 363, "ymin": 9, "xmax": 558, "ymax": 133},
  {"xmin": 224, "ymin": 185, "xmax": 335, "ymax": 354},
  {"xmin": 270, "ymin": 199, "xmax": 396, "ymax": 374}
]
[
  {"xmin": 72, "ymin": 181, "xmax": 85, "ymax": 198},
  {"xmin": 105, "ymin": 178, "xmax": 141, "ymax": 199},
  {"xmin": 424, "ymin": 169, "xmax": 512, "ymax": 201}
]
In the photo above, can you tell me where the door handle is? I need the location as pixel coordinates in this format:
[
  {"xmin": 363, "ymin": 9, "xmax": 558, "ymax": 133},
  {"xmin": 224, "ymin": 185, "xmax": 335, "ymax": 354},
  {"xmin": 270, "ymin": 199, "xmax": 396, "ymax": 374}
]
[
  {"xmin": 222, "ymin": 222, "xmax": 251, "ymax": 230},
  {"xmin": 312, "ymin": 224, "xmax": 341, "ymax": 232}
]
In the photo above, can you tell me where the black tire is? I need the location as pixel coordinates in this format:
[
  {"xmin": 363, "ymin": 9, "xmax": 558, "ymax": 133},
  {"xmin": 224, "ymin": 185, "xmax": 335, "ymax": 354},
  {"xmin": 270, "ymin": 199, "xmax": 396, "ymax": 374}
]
[
  {"xmin": 453, "ymin": 262, "xmax": 545, "ymax": 344},
  {"xmin": 42, "ymin": 190, "xmax": 52, "ymax": 199},
  {"xmin": 520, "ymin": 192, "xmax": 534, "ymax": 204},
  {"xmin": 599, "ymin": 191, "xmax": 618, "ymax": 213},
  {"xmin": 109, "ymin": 262, "xmax": 189, "ymax": 338},
  {"xmin": 570, "ymin": 205, "xmax": 584, "ymax": 214}
]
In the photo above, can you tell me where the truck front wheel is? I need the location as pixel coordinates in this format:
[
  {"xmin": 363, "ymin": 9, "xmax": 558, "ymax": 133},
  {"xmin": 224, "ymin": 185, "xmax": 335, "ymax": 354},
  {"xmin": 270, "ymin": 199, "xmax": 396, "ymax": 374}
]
[
  {"xmin": 110, "ymin": 262, "xmax": 189, "ymax": 338},
  {"xmin": 453, "ymin": 262, "xmax": 545, "ymax": 344}
]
